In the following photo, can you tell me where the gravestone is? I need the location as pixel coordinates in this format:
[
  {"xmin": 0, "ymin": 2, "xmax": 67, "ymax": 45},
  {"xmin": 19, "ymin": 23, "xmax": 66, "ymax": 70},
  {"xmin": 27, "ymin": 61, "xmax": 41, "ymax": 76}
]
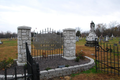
[
  {"xmin": 100, "ymin": 35, "xmax": 103, "ymax": 41},
  {"xmin": 103, "ymin": 36, "xmax": 109, "ymax": 42},
  {"xmin": 76, "ymin": 36, "xmax": 79, "ymax": 42},
  {"xmin": 99, "ymin": 38, "xmax": 101, "ymax": 42},
  {"xmin": 106, "ymin": 35, "xmax": 109, "ymax": 40},
  {"xmin": 111, "ymin": 34, "xmax": 114, "ymax": 40},
  {"xmin": 105, "ymin": 36, "xmax": 109, "ymax": 42},
  {"xmin": 114, "ymin": 43, "xmax": 117, "ymax": 46},
  {"xmin": 0, "ymin": 40, "xmax": 2, "ymax": 44},
  {"xmin": 85, "ymin": 21, "xmax": 98, "ymax": 47}
]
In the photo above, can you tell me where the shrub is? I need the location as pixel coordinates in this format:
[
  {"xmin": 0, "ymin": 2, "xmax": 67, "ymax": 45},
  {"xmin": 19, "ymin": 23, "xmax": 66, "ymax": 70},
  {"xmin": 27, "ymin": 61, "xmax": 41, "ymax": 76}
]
[
  {"xmin": 24, "ymin": 64, "xmax": 27, "ymax": 69},
  {"xmin": 65, "ymin": 65, "xmax": 69, "ymax": 67},
  {"xmin": 76, "ymin": 50, "xmax": 85, "ymax": 60},
  {"xmin": 42, "ymin": 52, "xmax": 48, "ymax": 58},
  {"xmin": 0, "ymin": 58, "xmax": 14, "ymax": 70},
  {"xmin": 45, "ymin": 67, "xmax": 52, "ymax": 70},
  {"xmin": 75, "ymin": 57, "xmax": 80, "ymax": 62}
]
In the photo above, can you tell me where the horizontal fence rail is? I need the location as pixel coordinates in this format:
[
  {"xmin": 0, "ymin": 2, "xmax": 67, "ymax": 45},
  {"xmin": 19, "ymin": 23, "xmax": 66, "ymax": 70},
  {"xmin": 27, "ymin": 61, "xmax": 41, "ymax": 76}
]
[{"xmin": 4, "ymin": 67, "xmax": 29, "ymax": 80}]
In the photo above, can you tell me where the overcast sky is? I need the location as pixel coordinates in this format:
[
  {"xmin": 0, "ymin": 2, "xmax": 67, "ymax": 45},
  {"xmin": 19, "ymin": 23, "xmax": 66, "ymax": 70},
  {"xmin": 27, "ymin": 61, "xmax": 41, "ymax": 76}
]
[{"xmin": 0, "ymin": 0, "xmax": 120, "ymax": 33}]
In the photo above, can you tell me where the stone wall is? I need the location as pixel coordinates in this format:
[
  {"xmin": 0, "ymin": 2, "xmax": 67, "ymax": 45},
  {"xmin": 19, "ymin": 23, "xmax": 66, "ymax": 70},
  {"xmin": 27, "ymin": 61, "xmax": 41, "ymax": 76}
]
[
  {"xmin": 62, "ymin": 28, "xmax": 76, "ymax": 60},
  {"xmin": 39, "ymin": 56, "xmax": 95, "ymax": 79},
  {"xmin": 17, "ymin": 26, "xmax": 31, "ymax": 66},
  {"xmin": 0, "ymin": 56, "xmax": 95, "ymax": 80}
]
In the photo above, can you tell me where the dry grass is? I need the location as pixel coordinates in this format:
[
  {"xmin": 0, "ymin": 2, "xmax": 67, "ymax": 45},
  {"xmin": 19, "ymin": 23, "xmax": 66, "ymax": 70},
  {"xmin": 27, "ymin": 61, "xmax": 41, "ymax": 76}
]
[
  {"xmin": 71, "ymin": 73, "xmax": 120, "ymax": 80},
  {"xmin": 76, "ymin": 45, "xmax": 95, "ymax": 59},
  {"xmin": 0, "ymin": 39, "xmax": 17, "ymax": 61}
]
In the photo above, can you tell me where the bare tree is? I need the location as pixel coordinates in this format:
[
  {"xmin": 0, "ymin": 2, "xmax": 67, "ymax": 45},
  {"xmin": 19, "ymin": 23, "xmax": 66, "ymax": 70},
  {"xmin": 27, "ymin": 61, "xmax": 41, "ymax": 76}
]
[
  {"xmin": 109, "ymin": 21, "xmax": 119, "ymax": 28},
  {"xmin": 81, "ymin": 31, "xmax": 89, "ymax": 37},
  {"xmin": 95, "ymin": 23, "xmax": 107, "ymax": 37}
]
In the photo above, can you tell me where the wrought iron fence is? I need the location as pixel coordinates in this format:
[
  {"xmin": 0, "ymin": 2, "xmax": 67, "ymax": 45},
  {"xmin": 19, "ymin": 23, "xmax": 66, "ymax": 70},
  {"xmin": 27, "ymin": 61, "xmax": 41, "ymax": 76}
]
[
  {"xmin": 3, "ymin": 42, "xmax": 40, "ymax": 80},
  {"xmin": 4, "ymin": 67, "xmax": 28, "ymax": 80},
  {"xmin": 95, "ymin": 38, "xmax": 120, "ymax": 76},
  {"xmin": 31, "ymin": 28, "xmax": 63, "ymax": 59}
]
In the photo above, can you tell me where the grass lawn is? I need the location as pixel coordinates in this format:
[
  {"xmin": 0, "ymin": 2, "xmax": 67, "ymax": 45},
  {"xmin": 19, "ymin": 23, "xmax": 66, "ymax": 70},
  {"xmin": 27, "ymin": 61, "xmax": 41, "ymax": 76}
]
[
  {"xmin": 0, "ymin": 37, "xmax": 120, "ymax": 80},
  {"xmin": 0, "ymin": 39, "xmax": 17, "ymax": 61}
]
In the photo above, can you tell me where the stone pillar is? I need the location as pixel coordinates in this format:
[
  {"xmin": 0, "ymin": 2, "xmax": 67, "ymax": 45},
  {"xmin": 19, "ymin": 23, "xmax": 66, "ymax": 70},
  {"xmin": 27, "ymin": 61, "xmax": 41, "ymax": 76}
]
[
  {"xmin": 62, "ymin": 28, "xmax": 76, "ymax": 60},
  {"xmin": 17, "ymin": 26, "xmax": 31, "ymax": 66}
]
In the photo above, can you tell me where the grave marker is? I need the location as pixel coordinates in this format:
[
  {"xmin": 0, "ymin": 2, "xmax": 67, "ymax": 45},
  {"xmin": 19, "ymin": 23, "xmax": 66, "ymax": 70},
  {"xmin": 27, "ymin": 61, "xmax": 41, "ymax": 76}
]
[
  {"xmin": 114, "ymin": 43, "xmax": 117, "ymax": 46},
  {"xmin": 104, "ymin": 36, "xmax": 109, "ymax": 42},
  {"xmin": 99, "ymin": 38, "xmax": 101, "ymax": 42},
  {"xmin": 111, "ymin": 34, "xmax": 114, "ymax": 39},
  {"xmin": 76, "ymin": 36, "xmax": 79, "ymax": 42},
  {"xmin": 100, "ymin": 35, "xmax": 103, "ymax": 40},
  {"xmin": 85, "ymin": 21, "xmax": 98, "ymax": 47},
  {"xmin": 0, "ymin": 40, "xmax": 2, "ymax": 44},
  {"xmin": 106, "ymin": 36, "xmax": 109, "ymax": 42}
]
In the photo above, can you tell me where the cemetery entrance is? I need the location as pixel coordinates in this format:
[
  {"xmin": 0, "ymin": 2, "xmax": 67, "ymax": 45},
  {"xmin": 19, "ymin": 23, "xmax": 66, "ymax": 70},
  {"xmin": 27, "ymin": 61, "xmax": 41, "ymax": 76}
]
[
  {"xmin": 31, "ymin": 29, "xmax": 63, "ymax": 70},
  {"xmin": 95, "ymin": 40, "xmax": 120, "ymax": 76}
]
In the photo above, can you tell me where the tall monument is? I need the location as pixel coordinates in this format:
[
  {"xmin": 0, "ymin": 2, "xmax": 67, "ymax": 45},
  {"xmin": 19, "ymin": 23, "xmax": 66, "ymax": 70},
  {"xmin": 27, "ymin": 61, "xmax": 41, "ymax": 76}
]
[{"xmin": 85, "ymin": 21, "xmax": 98, "ymax": 47}]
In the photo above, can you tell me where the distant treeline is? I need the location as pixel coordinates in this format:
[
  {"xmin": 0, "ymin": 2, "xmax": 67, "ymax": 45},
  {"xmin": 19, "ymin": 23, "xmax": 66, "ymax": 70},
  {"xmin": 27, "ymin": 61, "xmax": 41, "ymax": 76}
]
[
  {"xmin": 0, "ymin": 31, "xmax": 17, "ymax": 38},
  {"xmin": 1, "ymin": 21, "xmax": 120, "ymax": 38},
  {"xmin": 81, "ymin": 22, "xmax": 120, "ymax": 37},
  {"xmin": 95, "ymin": 24, "xmax": 120, "ymax": 37},
  {"xmin": 0, "ymin": 31, "xmax": 64, "ymax": 38}
]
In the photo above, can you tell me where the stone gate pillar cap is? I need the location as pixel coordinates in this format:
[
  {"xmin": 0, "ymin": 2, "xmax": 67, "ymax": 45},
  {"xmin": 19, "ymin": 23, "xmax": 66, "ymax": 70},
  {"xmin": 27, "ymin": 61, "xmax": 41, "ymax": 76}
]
[
  {"xmin": 18, "ymin": 26, "xmax": 31, "ymax": 30},
  {"xmin": 63, "ymin": 28, "xmax": 75, "ymax": 31}
]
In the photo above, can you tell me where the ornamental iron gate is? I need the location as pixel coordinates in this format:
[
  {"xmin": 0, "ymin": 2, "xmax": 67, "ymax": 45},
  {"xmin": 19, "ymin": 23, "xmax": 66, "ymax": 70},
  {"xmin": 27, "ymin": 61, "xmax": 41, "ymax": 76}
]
[
  {"xmin": 4, "ymin": 43, "xmax": 40, "ymax": 80},
  {"xmin": 95, "ymin": 38, "xmax": 120, "ymax": 76},
  {"xmin": 31, "ymin": 28, "xmax": 63, "ymax": 59},
  {"xmin": 26, "ymin": 42, "xmax": 40, "ymax": 80}
]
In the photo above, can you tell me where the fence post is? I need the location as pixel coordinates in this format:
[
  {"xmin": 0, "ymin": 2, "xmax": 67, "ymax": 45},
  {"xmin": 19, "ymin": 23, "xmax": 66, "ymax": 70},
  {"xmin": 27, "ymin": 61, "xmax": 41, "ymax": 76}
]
[
  {"xmin": 17, "ymin": 26, "xmax": 31, "ymax": 66},
  {"xmin": 95, "ymin": 38, "xmax": 97, "ymax": 72},
  {"xmin": 62, "ymin": 28, "xmax": 76, "ymax": 60}
]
